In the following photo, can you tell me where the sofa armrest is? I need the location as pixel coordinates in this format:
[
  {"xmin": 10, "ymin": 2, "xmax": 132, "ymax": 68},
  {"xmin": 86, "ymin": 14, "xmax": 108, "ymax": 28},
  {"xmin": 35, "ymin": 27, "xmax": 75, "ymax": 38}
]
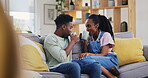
[{"xmin": 143, "ymin": 45, "xmax": 148, "ymax": 61}]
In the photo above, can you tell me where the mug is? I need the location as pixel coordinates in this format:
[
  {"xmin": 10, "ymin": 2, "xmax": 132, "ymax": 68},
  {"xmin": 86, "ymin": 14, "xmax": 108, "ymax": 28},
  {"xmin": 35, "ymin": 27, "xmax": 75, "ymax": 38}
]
[
  {"xmin": 81, "ymin": 31, "xmax": 89, "ymax": 40},
  {"xmin": 70, "ymin": 32, "xmax": 77, "ymax": 36}
]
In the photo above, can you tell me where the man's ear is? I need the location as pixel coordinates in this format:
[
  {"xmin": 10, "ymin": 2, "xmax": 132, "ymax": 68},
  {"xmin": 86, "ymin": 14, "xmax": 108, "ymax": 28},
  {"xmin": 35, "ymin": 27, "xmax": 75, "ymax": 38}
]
[{"xmin": 61, "ymin": 24, "xmax": 66, "ymax": 30}]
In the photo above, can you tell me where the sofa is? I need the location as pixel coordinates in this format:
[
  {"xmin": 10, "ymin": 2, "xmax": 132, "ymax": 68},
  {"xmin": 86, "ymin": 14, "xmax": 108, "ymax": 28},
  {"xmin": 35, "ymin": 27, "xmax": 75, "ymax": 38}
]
[{"xmin": 20, "ymin": 32, "xmax": 148, "ymax": 78}]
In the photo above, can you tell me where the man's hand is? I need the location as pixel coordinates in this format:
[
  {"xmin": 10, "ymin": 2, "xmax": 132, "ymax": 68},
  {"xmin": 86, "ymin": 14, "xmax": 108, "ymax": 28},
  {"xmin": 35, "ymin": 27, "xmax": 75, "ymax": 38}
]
[
  {"xmin": 64, "ymin": 34, "xmax": 79, "ymax": 56},
  {"xmin": 71, "ymin": 34, "xmax": 79, "ymax": 43}
]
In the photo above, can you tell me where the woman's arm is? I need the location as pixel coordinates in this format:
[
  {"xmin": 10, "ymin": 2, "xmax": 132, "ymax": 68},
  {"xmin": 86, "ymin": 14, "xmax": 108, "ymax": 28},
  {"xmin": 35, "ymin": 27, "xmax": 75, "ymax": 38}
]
[
  {"xmin": 80, "ymin": 44, "xmax": 110, "ymax": 58},
  {"xmin": 83, "ymin": 40, "xmax": 88, "ymax": 53},
  {"xmin": 79, "ymin": 40, "xmax": 89, "ymax": 59},
  {"xmin": 95, "ymin": 44, "xmax": 110, "ymax": 56},
  {"xmin": 80, "ymin": 32, "xmax": 114, "ymax": 58}
]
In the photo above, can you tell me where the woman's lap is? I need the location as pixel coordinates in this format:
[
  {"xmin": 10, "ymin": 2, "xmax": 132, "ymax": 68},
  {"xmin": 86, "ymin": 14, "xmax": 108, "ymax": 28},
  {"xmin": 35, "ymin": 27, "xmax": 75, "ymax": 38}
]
[
  {"xmin": 73, "ymin": 55, "xmax": 118, "ymax": 69},
  {"xmin": 89, "ymin": 56, "xmax": 115, "ymax": 69}
]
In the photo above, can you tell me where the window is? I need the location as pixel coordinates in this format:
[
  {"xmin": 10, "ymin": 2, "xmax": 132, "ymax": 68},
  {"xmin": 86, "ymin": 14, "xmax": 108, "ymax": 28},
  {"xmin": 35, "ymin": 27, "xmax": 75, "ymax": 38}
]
[{"xmin": 9, "ymin": 0, "xmax": 35, "ymax": 33}]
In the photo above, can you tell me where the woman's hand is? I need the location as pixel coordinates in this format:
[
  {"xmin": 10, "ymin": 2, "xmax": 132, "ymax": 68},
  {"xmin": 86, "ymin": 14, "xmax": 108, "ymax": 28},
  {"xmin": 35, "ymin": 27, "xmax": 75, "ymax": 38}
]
[{"xmin": 79, "ymin": 53, "xmax": 94, "ymax": 59}]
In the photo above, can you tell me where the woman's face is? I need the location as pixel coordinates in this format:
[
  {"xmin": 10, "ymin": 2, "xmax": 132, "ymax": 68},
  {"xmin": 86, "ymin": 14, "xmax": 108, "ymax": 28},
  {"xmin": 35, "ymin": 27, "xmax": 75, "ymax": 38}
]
[{"xmin": 85, "ymin": 19, "xmax": 98, "ymax": 36}]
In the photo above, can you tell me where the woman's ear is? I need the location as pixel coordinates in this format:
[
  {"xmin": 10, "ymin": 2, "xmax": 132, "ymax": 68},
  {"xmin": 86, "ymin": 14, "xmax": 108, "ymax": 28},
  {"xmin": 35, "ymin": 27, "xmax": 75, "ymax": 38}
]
[{"xmin": 95, "ymin": 24, "xmax": 99, "ymax": 29}]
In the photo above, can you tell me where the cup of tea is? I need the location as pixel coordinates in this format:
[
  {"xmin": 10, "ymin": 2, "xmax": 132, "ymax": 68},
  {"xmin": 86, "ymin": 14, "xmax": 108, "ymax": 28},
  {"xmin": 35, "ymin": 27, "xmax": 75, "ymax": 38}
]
[
  {"xmin": 70, "ymin": 32, "xmax": 77, "ymax": 36},
  {"xmin": 81, "ymin": 31, "xmax": 89, "ymax": 40}
]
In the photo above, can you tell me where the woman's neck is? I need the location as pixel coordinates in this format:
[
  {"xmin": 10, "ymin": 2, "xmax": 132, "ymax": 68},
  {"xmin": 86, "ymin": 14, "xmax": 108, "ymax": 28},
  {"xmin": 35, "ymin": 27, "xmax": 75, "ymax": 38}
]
[{"xmin": 93, "ymin": 30, "xmax": 100, "ymax": 41}]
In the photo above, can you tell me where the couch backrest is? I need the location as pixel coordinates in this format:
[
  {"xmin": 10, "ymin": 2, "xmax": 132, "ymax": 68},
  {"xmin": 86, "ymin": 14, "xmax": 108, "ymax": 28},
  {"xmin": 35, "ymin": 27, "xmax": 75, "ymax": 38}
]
[
  {"xmin": 20, "ymin": 32, "xmax": 148, "ymax": 61},
  {"xmin": 20, "ymin": 32, "xmax": 135, "ymax": 60},
  {"xmin": 18, "ymin": 33, "xmax": 41, "ymax": 43},
  {"xmin": 72, "ymin": 41, "xmax": 84, "ymax": 59},
  {"xmin": 114, "ymin": 32, "xmax": 134, "ymax": 38},
  {"xmin": 143, "ymin": 45, "xmax": 148, "ymax": 60}
]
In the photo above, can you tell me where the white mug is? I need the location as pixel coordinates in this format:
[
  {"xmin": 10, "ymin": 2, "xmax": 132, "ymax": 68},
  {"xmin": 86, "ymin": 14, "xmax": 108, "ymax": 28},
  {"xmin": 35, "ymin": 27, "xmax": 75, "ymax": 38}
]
[
  {"xmin": 81, "ymin": 31, "xmax": 89, "ymax": 40},
  {"xmin": 70, "ymin": 32, "xmax": 77, "ymax": 36}
]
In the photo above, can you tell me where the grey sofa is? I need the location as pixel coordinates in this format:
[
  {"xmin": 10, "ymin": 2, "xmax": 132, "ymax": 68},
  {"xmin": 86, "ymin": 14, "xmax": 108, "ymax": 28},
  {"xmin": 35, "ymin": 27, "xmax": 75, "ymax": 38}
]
[{"xmin": 21, "ymin": 32, "xmax": 148, "ymax": 78}]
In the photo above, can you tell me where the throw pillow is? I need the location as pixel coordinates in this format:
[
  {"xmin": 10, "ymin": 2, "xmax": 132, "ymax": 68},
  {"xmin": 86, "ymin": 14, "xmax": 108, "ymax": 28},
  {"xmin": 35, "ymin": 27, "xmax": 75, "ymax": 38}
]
[
  {"xmin": 113, "ymin": 38, "xmax": 146, "ymax": 66},
  {"xmin": 19, "ymin": 35, "xmax": 48, "ymax": 71}
]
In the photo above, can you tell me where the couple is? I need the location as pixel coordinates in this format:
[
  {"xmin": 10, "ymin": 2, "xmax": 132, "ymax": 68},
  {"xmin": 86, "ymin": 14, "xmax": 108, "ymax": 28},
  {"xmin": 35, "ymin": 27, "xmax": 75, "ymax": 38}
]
[{"xmin": 44, "ymin": 14, "xmax": 119, "ymax": 78}]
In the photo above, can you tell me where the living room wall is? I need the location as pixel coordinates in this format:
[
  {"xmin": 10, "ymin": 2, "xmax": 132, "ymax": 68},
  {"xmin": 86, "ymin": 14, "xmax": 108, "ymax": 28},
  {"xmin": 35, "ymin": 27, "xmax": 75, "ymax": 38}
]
[
  {"xmin": 35, "ymin": 0, "xmax": 56, "ymax": 36},
  {"xmin": 37, "ymin": 0, "xmax": 148, "ymax": 45},
  {"xmin": 136, "ymin": 0, "xmax": 148, "ymax": 45},
  {"xmin": 37, "ymin": 0, "xmax": 128, "ymax": 36}
]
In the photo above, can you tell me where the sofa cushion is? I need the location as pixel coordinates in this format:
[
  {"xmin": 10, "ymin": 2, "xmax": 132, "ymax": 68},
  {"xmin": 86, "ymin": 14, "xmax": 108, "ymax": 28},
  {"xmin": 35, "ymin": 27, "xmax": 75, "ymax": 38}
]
[
  {"xmin": 113, "ymin": 38, "xmax": 146, "ymax": 66},
  {"xmin": 119, "ymin": 61, "xmax": 148, "ymax": 78},
  {"xmin": 23, "ymin": 70, "xmax": 42, "ymax": 78},
  {"xmin": 38, "ymin": 72, "xmax": 65, "ymax": 78},
  {"xmin": 39, "ymin": 72, "xmax": 90, "ymax": 78},
  {"xmin": 38, "ymin": 71, "xmax": 107, "ymax": 78},
  {"xmin": 19, "ymin": 35, "xmax": 48, "ymax": 71}
]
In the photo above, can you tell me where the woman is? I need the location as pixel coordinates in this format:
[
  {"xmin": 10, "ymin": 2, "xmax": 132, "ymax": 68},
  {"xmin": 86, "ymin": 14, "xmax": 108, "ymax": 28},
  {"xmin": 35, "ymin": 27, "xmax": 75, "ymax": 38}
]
[{"xmin": 79, "ymin": 14, "xmax": 119, "ymax": 78}]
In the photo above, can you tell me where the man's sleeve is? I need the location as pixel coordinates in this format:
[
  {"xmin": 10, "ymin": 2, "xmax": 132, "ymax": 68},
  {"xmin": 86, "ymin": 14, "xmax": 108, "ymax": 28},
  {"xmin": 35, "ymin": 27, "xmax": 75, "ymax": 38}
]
[{"xmin": 44, "ymin": 36, "xmax": 68, "ymax": 63}]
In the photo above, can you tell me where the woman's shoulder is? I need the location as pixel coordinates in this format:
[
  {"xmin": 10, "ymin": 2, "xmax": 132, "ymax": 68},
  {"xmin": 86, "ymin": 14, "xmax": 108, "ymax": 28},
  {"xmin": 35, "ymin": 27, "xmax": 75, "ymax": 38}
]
[
  {"xmin": 101, "ymin": 32, "xmax": 113, "ymax": 41},
  {"xmin": 102, "ymin": 32, "xmax": 111, "ymax": 37}
]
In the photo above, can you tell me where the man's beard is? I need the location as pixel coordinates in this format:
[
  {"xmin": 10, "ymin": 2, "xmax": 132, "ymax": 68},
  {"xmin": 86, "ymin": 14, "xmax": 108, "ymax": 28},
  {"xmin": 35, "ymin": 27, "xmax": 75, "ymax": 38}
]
[{"xmin": 63, "ymin": 34, "xmax": 70, "ymax": 39}]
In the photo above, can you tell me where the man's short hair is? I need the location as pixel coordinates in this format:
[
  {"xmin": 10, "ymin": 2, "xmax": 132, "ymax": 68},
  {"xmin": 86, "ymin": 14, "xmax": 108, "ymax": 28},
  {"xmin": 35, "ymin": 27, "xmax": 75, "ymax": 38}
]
[{"xmin": 54, "ymin": 14, "xmax": 73, "ymax": 29}]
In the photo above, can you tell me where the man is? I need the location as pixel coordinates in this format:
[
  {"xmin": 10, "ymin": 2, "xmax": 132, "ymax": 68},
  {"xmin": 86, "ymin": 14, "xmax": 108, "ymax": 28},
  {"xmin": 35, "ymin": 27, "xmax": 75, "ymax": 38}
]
[{"xmin": 44, "ymin": 14, "xmax": 102, "ymax": 78}]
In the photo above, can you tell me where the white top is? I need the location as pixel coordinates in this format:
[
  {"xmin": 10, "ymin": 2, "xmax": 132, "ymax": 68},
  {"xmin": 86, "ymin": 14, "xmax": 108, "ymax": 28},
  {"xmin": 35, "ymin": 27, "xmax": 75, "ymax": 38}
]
[{"xmin": 90, "ymin": 31, "xmax": 115, "ymax": 53}]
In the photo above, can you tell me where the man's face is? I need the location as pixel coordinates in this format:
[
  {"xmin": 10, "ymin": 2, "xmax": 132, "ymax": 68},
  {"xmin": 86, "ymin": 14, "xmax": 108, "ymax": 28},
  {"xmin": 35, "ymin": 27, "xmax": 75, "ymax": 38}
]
[{"xmin": 63, "ymin": 22, "xmax": 73, "ymax": 38}]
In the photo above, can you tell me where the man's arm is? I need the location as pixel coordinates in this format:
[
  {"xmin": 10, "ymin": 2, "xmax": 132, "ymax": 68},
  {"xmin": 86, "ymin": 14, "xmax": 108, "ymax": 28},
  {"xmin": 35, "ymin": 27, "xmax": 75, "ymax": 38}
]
[
  {"xmin": 44, "ymin": 34, "xmax": 79, "ymax": 62},
  {"xmin": 44, "ymin": 36, "xmax": 68, "ymax": 62},
  {"xmin": 64, "ymin": 34, "xmax": 79, "ymax": 56}
]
